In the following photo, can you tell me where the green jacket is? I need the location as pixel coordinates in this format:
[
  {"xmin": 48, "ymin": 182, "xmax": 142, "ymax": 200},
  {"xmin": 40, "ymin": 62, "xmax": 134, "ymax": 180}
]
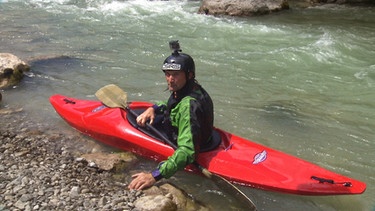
[{"xmin": 153, "ymin": 80, "xmax": 214, "ymax": 179}]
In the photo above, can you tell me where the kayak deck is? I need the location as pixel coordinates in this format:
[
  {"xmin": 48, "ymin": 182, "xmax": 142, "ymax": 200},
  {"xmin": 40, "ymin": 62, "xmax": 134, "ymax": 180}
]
[{"xmin": 50, "ymin": 94, "xmax": 366, "ymax": 195}]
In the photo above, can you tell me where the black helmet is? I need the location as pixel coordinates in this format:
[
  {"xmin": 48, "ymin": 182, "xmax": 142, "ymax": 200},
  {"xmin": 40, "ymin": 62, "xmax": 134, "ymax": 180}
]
[{"xmin": 162, "ymin": 41, "xmax": 195, "ymax": 76}]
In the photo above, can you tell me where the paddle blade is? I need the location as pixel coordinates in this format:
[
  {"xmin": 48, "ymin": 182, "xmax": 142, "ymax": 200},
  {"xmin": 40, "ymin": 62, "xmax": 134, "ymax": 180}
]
[{"xmin": 95, "ymin": 84, "xmax": 127, "ymax": 108}]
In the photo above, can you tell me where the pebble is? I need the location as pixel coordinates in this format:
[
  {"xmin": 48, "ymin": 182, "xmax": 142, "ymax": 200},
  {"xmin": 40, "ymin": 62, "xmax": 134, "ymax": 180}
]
[{"xmin": 0, "ymin": 113, "xmax": 142, "ymax": 210}]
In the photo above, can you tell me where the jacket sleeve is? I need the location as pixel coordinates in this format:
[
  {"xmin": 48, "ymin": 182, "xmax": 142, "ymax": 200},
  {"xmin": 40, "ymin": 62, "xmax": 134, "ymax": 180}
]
[
  {"xmin": 158, "ymin": 98, "xmax": 196, "ymax": 178},
  {"xmin": 152, "ymin": 101, "xmax": 167, "ymax": 114}
]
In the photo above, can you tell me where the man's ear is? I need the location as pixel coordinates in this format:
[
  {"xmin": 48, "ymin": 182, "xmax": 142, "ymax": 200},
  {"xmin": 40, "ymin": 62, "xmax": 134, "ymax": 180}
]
[{"xmin": 188, "ymin": 72, "xmax": 194, "ymax": 80}]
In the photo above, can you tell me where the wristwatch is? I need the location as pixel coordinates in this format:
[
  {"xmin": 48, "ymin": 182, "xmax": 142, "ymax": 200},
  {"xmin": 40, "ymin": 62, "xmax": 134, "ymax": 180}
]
[{"xmin": 151, "ymin": 169, "xmax": 163, "ymax": 181}]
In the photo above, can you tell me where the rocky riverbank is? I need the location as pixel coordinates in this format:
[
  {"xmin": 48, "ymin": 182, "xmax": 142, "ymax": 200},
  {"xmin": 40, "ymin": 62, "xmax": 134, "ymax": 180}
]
[
  {"xmin": 0, "ymin": 112, "xmax": 142, "ymax": 210},
  {"xmin": 0, "ymin": 112, "xmax": 210, "ymax": 211}
]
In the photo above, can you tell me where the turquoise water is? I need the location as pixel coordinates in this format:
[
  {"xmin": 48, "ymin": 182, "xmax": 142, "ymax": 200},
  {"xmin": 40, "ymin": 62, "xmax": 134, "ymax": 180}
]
[{"xmin": 1, "ymin": 1, "xmax": 374, "ymax": 210}]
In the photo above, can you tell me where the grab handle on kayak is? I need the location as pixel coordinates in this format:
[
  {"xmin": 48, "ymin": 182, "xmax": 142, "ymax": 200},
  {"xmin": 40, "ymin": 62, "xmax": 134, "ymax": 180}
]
[{"xmin": 311, "ymin": 176, "xmax": 352, "ymax": 187}]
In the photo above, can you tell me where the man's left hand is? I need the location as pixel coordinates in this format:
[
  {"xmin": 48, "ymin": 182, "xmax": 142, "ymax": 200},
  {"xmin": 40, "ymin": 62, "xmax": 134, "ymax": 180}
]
[{"xmin": 128, "ymin": 172, "xmax": 156, "ymax": 190}]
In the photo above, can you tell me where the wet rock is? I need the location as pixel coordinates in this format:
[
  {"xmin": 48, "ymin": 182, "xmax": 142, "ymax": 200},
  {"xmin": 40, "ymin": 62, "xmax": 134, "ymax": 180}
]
[
  {"xmin": 26, "ymin": 55, "xmax": 76, "ymax": 67},
  {"xmin": 199, "ymin": 0, "xmax": 289, "ymax": 16},
  {"xmin": 160, "ymin": 183, "xmax": 210, "ymax": 211},
  {"xmin": 80, "ymin": 152, "xmax": 137, "ymax": 171},
  {"xmin": 141, "ymin": 183, "xmax": 210, "ymax": 211},
  {"xmin": 143, "ymin": 185, "xmax": 164, "ymax": 195},
  {"xmin": 135, "ymin": 195, "xmax": 177, "ymax": 211},
  {"xmin": 0, "ymin": 107, "xmax": 24, "ymax": 115},
  {"xmin": 0, "ymin": 53, "xmax": 30, "ymax": 88}
]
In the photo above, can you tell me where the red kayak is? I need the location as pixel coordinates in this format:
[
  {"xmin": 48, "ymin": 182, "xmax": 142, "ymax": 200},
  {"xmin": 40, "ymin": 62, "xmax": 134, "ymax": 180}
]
[{"xmin": 50, "ymin": 94, "xmax": 366, "ymax": 195}]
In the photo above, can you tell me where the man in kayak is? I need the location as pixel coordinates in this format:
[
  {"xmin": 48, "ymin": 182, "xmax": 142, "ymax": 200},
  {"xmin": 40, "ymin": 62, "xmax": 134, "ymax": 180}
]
[{"xmin": 128, "ymin": 41, "xmax": 214, "ymax": 190}]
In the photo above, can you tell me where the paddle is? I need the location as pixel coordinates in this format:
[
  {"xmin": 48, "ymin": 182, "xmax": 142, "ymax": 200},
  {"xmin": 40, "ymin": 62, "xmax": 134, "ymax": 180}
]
[{"xmin": 95, "ymin": 84, "xmax": 257, "ymax": 211}]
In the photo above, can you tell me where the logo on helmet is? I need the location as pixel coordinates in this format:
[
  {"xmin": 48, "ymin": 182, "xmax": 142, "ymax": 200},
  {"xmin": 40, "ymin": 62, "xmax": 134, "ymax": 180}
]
[{"xmin": 162, "ymin": 63, "xmax": 181, "ymax": 71}]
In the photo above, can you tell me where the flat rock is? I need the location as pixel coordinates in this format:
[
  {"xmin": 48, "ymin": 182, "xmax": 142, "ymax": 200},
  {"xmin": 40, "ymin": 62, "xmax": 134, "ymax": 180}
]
[{"xmin": 80, "ymin": 152, "xmax": 137, "ymax": 171}]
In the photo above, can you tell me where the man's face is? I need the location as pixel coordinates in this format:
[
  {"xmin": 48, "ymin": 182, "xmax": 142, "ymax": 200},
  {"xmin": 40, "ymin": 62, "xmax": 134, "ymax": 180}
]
[{"xmin": 164, "ymin": 70, "xmax": 187, "ymax": 92}]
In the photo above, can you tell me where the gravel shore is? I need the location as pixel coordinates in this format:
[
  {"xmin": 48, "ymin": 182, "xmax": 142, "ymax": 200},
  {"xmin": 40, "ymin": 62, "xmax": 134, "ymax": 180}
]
[{"xmin": 0, "ymin": 112, "xmax": 142, "ymax": 211}]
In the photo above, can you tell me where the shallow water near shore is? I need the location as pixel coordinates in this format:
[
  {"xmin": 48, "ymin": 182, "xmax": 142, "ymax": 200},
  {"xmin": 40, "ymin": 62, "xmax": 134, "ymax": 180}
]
[{"xmin": 1, "ymin": 0, "xmax": 375, "ymax": 210}]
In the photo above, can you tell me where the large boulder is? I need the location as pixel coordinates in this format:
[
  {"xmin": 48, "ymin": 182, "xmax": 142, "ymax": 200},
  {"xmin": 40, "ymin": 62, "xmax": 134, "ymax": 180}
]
[
  {"xmin": 198, "ymin": 0, "xmax": 289, "ymax": 16},
  {"xmin": 134, "ymin": 195, "xmax": 177, "ymax": 211},
  {"xmin": 0, "ymin": 53, "xmax": 30, "ymax": 88},
  {"xmin": 138, "ymin": 183, "xmax": 210, "ymax": 211}
]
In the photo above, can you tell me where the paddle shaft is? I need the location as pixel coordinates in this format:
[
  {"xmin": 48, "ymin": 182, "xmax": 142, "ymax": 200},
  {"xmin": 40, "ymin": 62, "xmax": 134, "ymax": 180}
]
[{"xmin": 129, "ymin": 109, "xmax": 178, "ymax": 149}]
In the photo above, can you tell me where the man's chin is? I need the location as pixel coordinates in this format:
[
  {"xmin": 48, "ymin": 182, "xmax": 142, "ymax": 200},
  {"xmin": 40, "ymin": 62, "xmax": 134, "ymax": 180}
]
[{"xmin": 168, "ymin": 86, "xmax": 177, "ymax": 92}]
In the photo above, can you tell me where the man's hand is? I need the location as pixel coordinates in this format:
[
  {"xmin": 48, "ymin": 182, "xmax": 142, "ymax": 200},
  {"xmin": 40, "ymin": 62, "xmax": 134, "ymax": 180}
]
[
  {"xmin": 128, "ymin": 172, "xmax": 156, "ymax": 190},
  {"xmin": 136, "ymin": 107, "xmax": 155, "ymax": 127}
]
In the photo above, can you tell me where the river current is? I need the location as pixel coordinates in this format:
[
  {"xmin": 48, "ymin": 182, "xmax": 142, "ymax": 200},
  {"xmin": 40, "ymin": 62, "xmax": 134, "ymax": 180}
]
[{"xmin": 1, "ymin": 0, "xmax": 374, "ymax": 210}]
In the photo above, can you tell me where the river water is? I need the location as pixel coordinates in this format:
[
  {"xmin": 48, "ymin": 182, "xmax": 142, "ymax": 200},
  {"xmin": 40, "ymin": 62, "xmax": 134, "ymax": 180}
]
[{"xmin": 1, "ymin": 0, "xmax": 374, "ymax": 210}]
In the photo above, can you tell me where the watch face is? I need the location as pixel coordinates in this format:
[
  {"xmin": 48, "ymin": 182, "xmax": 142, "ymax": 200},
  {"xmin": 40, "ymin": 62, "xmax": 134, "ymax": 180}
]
[
  {"xmin": 152, "ymin": 169, "xmax": 162, "ymax": 181},
  {"xmin": 151, "ymin": 171, "xmax": 158, "ymax": 177}
]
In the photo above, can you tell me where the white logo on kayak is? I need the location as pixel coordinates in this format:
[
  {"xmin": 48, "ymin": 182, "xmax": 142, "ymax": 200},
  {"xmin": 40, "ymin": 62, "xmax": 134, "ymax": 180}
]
[
  {"xmin": 92, "ymin": 105, "xmax": 106, "ymax": 112},
  {"xmin": 253, "ymin": 150, "xmax": 267, "ymax": 164}
]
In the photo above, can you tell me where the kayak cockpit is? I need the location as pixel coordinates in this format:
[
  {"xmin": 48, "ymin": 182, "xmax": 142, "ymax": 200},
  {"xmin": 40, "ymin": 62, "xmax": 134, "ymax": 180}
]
[{"xmin": 125, "ymin": 108, "xmax": 222, "ymax": 152}]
